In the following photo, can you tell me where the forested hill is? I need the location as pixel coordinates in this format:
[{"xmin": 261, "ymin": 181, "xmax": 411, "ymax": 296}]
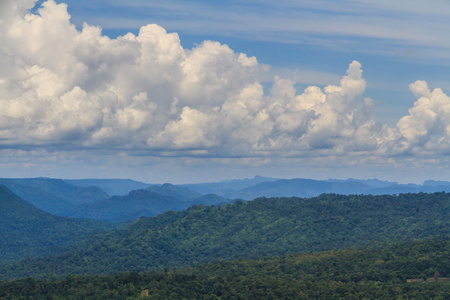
[
  {"xmin": 1, "ymin": 237, "xmax": 449, "ymax": 299},
  {"xmin": 0, "ymin": 185, "xmax": 114, "ymax": 262},
  {"xmin": 2, "ymin": 192, "xmax": 449, "ymax": 279}
]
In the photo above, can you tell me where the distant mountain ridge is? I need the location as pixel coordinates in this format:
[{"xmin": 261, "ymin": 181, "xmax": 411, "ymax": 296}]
[
  {"xmin": 0, "ymin": 178, "xmax": 110, "ymax": 215},
  {"xmin": 146, "ymin": 183, "xmax": 202, "ymax": 201},
  {"xmin": 68, "ymin": 184, "xmax": 229, "ymax": 222},
  {"xmin": 192, "ymin": 177, "xmax": 450, "ymax": 200},
  {"xmin": 0, "ymin": 184, "xmax": 114, "ymax": 262},
  {"xmin": 181, "ymin": 175, "xmax": 278, "ymax": 196},
  {"xmin": 3, "ymin": 176, "xmax": 450, "ymax": 222},
  {"xmin": 64, "ymin": 178, "xmax": 151, "ymax": 196},
  {"xmin": 68, "ymin": 189, "xmax": 190, "ymax": 222}
]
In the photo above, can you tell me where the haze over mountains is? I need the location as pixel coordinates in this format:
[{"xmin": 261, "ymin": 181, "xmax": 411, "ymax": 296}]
[
  {"xmin": 2, "ymin": 176, "xmax": 450, "ymax": 223},
  {"xmin": 0, "ymin": 184, "xmax": 114, "ymax": 261}
]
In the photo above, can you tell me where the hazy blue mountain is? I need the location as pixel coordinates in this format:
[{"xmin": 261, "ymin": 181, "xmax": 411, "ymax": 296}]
[
  {"xmin": 146, "ymin": 183, "xmax": 201, "ymax": 201},
  {"xmin": 225, "ymin": 177, "xmax": 450, "ymax": 200},
  {"xmin": 66, "ymin": 186, "xmax": 110, "ymax": 204},
  {"xmin": 0, "ymin": 185, "xmax": 114, "ymax": 262},
  {"xmin": 0, "ymin": 178, "xmax": 77, "ymax": 214},
  {"xmin": 6, "ymin": 176, "xmax": 450, "ymax": 222},
  {"xmin": 181, "ymin": 175, "xmax": 279, "ymax": 196},
  {"xmin": 190, "ymin": 193, "xmax": 229, "ymax": 206},
  {"xmin": 227, "ymin": 178, "xmax": 372, "ymax": 200},
  {"xmin": 423, "ymin": 180, "xmax": 450, "ymax": 187},
  {"xmin": 326, "ymin": 178, "xmax": 398, "ymax": 188},
  {"xmin": 67, "ymin": 184, "xmax": 225, "ymax": 222},
  {"xmin": 0, "ymin": 178, "xmax": 110, "ymax": 215},
  {"xmin": 68, "ymin": 189, "xmax": 191, "ymax": 222},
  {"xmin": 64, "ymin": 178, "xmax": 151, "ymax": 196}
]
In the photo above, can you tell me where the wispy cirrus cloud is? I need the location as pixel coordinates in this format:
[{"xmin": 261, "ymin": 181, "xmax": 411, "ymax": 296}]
[{"xmin": 67, "ymin": 0, "xmax": 450, "ymax": 60}]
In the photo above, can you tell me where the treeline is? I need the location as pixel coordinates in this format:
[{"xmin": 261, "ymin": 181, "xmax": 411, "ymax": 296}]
[{"xmin": 0, "ymin": 237, "xmax": 449, "ymax": 299}]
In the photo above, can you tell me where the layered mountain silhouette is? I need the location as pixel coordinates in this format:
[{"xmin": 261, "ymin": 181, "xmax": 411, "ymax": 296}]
[
  {"xmin": 0, "ymin": 184, "xmax": 113, "ymax": 261},
  {"xmin": 185, "ymin": 177, "xmax": 450, "ymax": 200},
  {"xmin": 67, "ymin": 184, "xmax": 229, "ymax": 222},
  {"xmin": 0, "ymin": 178, "xmax": 109, "ymax": 215},
  {"xmin": 4, "ymin": 176, "xmax": 450, "ymax": 223},
  {"xmin": 64, "ymin": 178, "xmax": 151, "ymax": 196}
]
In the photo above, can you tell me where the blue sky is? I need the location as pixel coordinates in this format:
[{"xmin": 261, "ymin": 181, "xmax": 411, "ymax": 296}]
[{"xmin": 1, "ymin": 0, "xmax": 450, "ymax": 183}]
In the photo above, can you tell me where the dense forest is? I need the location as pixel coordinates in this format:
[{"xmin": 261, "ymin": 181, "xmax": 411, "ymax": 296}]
[
  {"xmin": 0, "ymin": 237, "xmax": 449, "ymax": 299},
  {"xmin": 1, "ymin": 178, "xmax": 449, "ymax": 298},
  {"xmin": 1, "ymin": 192, "xmax": 449, "ymax": 279}
]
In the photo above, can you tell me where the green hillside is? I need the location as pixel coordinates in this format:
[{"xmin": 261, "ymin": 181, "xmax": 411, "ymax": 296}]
[
  {"xmin": 0, "ymin": 185, "xmax": 115, "ymax": 261},
  {"xmin": 1, "ymin": 192, "xmax": 449, "ymax": 279},
  {"xmin": 1, "ymin": 237, "xmax": 449, "ymax": 299}
]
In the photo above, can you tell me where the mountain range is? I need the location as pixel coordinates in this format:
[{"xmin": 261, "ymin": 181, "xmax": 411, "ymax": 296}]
[
  {"xmin": 3, "ymin": 176, "xmax": 450, "ymax": 223},
  {"xmin": 185, "ymin": 177, "xmax": 450, "ymax": 200},
  {"xmin": 1, "ymin": 175, "xmax": 450, "ymax": 299},
  {"xmin": 1, "ymin": 191, "xmax": 448, "ymax": 279}
]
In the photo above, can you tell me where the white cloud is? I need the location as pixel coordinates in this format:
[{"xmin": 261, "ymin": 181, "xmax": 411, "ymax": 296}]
[
  {"xmin": 2, "ymin": 0, "xmax": 450, "ymax": 181},
  {"xmin": 396, "ymin": 81, "xmax": 450, "ymax": 153}
]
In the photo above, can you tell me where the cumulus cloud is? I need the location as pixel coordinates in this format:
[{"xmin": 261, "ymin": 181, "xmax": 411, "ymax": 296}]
[
  {"xmin": 1, "ymin": 0, "xmax": 450, "ymax": 166},
  {"xmin": 396, "ymin": 81, "xmax": 450, "ymax": 153}
]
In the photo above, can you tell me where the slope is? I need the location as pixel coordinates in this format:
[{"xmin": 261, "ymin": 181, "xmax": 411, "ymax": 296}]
[
  {"xmin": 64, "ymin": 178, "xmax": 151, "ymax": 196},
  {"xmin": 229, "ymin": 178, "xmax": 373, "ymax": 199},
  {"xmin": 0, "ymin": 185, "xmax": 115, "ymax": 262},
  {"xmin": 0, "ymin": 178, "xmax": 109, "ymax": 215},
  {"xmin": 146, "ymin": 183, "xmax": 201, "ymax": 201},
  {"xmin": 68, "ymin": 189, "xmax": 191, "ymax": 222},
  {"xmin": 2, "ymin": 192, "xmax": 449, "ymax": 279},
  {"xmin": 181, "ymin": 175, "xmax": 279, "ymax": 196}
]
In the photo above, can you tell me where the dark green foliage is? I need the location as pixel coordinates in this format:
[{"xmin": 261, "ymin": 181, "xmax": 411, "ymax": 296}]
[
  {"xmin": 1, "ymin": 192, "xmax": 449, "ymax": 279},
  {"xmin": 1, "ymin": 237, "xmax": 449, "ymax": 299},
  {"xmin": 0, "ymin": 185, "xmax": 115, "ymax": 262}
]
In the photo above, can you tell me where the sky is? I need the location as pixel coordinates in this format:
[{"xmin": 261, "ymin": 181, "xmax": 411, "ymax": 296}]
[{"xmin": 1, "ymin": 0, "xmax": 450, "ymax": 184}]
